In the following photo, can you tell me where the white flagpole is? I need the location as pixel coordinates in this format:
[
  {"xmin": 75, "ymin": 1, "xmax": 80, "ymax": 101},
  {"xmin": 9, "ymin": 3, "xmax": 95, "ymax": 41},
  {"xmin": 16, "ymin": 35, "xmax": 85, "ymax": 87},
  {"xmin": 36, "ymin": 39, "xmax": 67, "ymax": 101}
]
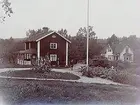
[{"xmin": 86, "ymin": 0, "xmax": 89, "ymax": 71}]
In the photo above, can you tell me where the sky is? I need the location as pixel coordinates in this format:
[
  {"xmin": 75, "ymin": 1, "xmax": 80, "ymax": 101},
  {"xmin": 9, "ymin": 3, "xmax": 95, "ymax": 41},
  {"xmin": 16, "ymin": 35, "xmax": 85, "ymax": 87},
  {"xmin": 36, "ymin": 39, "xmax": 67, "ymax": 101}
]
[{"xmin": 0, "ymin": 0, "xmax": 140, "ymax": 39}]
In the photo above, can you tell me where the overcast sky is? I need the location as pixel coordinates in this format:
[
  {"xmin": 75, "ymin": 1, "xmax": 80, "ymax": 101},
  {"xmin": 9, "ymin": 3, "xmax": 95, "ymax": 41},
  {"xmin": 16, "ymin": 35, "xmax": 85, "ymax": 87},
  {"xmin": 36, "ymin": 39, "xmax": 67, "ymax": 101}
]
[{"xmin": 0, "ymin": 0, "xmax": 140, "ymax": 39}]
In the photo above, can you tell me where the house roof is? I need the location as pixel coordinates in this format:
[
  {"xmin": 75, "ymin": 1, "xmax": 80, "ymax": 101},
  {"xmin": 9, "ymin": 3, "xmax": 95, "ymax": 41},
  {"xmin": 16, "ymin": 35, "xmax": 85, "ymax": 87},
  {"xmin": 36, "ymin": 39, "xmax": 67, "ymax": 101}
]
[
  {"xmin": 101, "ymin": 44, "xmax": 112, "ymax": 54},
  {"xmin": 26, "ymin": 31, "xmax": 71, "ymax": 43},
  {"xmin": 26, "ymin": 31, "xmax": 52, "ymax": 42},
  {"xmin": 113, "ymin": 41, "xmax": 132, "ymax": 54},
  {"xmin": 101, "ymin": 41, "xmax": 133, "ymax": 54},
  {"xmin": 15, "ymin": 49, "xmax": 37, "ymax": 54}
]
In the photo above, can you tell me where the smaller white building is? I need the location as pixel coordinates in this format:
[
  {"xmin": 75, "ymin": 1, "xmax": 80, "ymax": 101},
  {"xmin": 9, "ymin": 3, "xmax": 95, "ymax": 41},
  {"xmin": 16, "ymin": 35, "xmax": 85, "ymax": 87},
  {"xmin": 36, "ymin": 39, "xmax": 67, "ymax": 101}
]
[
  {"xmin": 102, "ymin": 44, "xmax": 134, "ymax": 63},
  {"xmin": 101, "ymin": 44, "xmax": 114, "ymax": 61}
]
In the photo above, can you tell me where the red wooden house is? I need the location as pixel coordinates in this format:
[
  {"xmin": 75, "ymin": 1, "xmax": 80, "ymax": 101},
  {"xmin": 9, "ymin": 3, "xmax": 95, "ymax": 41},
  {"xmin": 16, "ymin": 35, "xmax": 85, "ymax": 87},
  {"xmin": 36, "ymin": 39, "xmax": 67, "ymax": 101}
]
[{"xmin": 16, "ymin": 31, "xmax": 71, "ymax": 67}]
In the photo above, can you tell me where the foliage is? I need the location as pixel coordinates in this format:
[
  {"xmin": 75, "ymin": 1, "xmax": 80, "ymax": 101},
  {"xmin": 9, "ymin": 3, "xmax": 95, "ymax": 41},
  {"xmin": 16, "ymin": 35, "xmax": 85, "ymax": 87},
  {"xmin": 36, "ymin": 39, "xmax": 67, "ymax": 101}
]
[
  {"xmin": 0, "ymin": 0, "xmax": 13, "ymax": 22},
  {"xmin": 107, "ymin": 34, "xmax": 119, "ymax": 52},
  {"xmin": 89, "ymin": 56, "xmax": 110, "ymax": 68},
  {"xmin": 107, "ymin": 34, "xmax": 119, "ymax": 46},
  {"xmin": 57, "ymin": 28, "xmax": 71, "ymax": 39},
  {"xmin": 26, "ymin": 27, "xmax": 53, "ymax": 37},
  {"xmin": 77, "ymin": 26, "xmax": 96, "ymax": 38},
  {"xmin": 69, "ymin": 26, "xmax": 102, "ymax": 62},
  {"xmin": 81, "ymin": 66, "xmax": 115, "ymax": 79},
  {"xmin": 31, "ymin": 56, "xmax": 51, "ymax": 73},
  {"xmin": 0, "ymin": 37, "xmax": 24, "ymax": 63},
  {"xmin": 0, "ymin": 25, "xmax": 102, "ymax": 64},
  {"xmin": 80, "ymin": 66, "xmax": 138, "ymax": 86},
  {"xmin": 110, "ymin": 60, "xmax": 131, "ymax": 70}
]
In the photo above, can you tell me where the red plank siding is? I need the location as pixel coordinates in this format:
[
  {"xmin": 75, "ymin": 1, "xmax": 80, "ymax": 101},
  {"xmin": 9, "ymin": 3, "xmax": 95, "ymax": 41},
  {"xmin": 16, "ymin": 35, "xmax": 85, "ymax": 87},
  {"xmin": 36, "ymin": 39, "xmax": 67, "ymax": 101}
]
[{"xmin": 40, "ymin": 33, "xmax": 66, "ymax": 66}]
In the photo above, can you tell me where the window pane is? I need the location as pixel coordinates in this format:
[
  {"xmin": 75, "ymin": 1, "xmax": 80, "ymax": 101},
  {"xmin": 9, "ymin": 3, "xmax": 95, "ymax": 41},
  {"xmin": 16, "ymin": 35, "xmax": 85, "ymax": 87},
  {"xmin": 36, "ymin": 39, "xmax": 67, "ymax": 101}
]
[
  {"xmin": 50, "ymin": 43, "xmax": 57, "ymax": 49},
  {"xmin": 50, "ymin": 54, "xmax": 57, "ymax": 61}
]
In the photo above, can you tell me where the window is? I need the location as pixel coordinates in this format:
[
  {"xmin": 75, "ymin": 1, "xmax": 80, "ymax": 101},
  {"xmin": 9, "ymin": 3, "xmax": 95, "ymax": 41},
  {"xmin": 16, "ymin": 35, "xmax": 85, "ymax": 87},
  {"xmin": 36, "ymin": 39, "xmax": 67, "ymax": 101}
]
[
  {"xmin": 50, "ymin": 43, "xmax": 57, "ymax": 49},
  {"xmin": 108, "ymin": 48, "xmax": 112, "ymax": 52},
  {"xmin": 50, "ymin": 54, "xmax": 57, "ymax": 61},
  {"xmin": 25, "ymin": 54, "xmax": 31, "ymax": 59},
  {"xmin": 108, "ymin": 55, "xmax": 112, "ymax": 60},
  {"xmin": 126, "ymin": 47, "xmax": 129, "ymax": 53}
]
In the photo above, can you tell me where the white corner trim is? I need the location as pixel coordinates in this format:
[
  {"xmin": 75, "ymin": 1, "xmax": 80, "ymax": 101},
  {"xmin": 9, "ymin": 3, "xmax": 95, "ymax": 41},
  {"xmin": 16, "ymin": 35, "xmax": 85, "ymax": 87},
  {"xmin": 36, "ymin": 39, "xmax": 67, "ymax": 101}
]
[
  {"xmin": 66, "ymin": 41, "xmax": 68, "ymax": 66},
  {"xmin": 25, "ymin": 43, "xmax": 26, "ymax": 50},
  {"xmin": 29, "ymin": 42, "xmax": 31, "ymax": 49},
  {"xmin": 37, "ymin": 41, "xmax": 40, "ymax": 59}
]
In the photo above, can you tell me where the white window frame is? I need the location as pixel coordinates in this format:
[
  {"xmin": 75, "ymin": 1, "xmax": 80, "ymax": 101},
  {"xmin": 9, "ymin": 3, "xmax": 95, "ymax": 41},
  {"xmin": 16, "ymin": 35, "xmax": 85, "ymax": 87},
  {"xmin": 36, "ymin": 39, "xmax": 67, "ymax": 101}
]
[
  {"xmin": 108, "ymin": 48, "xmax": 112, "ymax": 52},
  {"xmin": 50, "ymin": 43, "xmax": 57, "ymax": 49},
  {"xmin": 50, "ymin": 54, "xmax": 57, "ymax": 61},
  {"xmin": 108, "ymin": 55, "xmax": 112, "ymax": 60}
]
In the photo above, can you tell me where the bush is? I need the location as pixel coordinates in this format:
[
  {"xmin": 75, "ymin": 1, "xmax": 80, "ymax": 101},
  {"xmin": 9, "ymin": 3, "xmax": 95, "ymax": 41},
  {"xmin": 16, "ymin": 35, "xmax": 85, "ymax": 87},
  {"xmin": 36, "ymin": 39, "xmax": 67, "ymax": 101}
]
[
  {"xmin": 80, "ymin": 66, "xmax": 133, "ymax": 85},
  {"xmin": 80, "ymin": 66, "xmax": 115, "ymax": 79},
  {"xmin": 110, "ymin": 60, "xmax": 131, "ymax": 70},
  {"xmin": 89, "ymin": 56, "xmax": 111, "ymax": 68},
  {"xmin": 111, "ymin": 71, "xmax": 130, "ymax": 84}
]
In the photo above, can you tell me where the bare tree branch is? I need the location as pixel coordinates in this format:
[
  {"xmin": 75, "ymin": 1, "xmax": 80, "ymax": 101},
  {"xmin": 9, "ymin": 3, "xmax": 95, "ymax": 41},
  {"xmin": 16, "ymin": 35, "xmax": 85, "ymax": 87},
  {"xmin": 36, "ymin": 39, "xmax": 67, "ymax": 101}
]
[{"xmin": 0, "ymin": 0, "xmax": 13, "ymax": 22}]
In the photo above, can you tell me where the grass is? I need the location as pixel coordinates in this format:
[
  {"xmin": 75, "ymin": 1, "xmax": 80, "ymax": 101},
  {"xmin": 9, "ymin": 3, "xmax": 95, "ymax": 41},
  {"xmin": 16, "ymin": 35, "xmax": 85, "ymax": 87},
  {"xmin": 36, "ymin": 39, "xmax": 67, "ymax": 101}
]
[
  {"xmin": 0, "ymin": 79, "xmax": 139, "ymax": 105},
  {"xmin": 0, "ymin": 63, "xmax": 32, "ymax": 68},
  {"xmin": 0, "ymin": 70, "xmax": 80, "ymax": 80}
]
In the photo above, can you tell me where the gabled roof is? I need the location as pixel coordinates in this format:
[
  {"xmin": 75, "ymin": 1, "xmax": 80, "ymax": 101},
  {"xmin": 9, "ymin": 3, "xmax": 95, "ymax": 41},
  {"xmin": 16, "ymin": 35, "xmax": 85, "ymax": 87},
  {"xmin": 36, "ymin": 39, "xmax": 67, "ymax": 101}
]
[
  {"xmin": 113, "ymin": 42, "xmax": 132, "ymax": 54},
  {"xmin": 36, "ymin": 31, "xmax": 71, "ymax": 43},
  {"xmin": 101, "ymin": 42, "xmax": 133, "ymax": 55},
  {"xmin": 26, "ymin": 32, "xmax": 50, "ymax": 42},
  {"xmin": 101, "ymin": 38, "xmax": 135, "ymax": 55},
  {"xmin": 15, "ymin": 49, "xmax": 37, "ymax": 54},
  {"xmin": 26, "ymin": 31, "xmax": 71, "ymax": 43},
  {"xmin": 101, "ymin": 44, "xmax": 112, "ymax": 54}
]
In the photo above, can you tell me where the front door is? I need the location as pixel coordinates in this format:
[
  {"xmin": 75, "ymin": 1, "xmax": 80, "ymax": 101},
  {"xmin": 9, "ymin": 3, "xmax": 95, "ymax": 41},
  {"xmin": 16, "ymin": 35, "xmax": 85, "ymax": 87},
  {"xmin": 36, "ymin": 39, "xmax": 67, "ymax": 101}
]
[{"xmin": 50, "ymin": 54, "xmax": 57, "ymax": 66}]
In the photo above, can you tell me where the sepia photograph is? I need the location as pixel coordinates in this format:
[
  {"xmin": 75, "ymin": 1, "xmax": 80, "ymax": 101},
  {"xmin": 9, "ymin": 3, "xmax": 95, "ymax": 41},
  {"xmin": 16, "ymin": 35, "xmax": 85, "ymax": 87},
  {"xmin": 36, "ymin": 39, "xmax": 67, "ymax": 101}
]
[{"xmin": 0, "ymin": 0, "xmax": 140, "ymax": 105}]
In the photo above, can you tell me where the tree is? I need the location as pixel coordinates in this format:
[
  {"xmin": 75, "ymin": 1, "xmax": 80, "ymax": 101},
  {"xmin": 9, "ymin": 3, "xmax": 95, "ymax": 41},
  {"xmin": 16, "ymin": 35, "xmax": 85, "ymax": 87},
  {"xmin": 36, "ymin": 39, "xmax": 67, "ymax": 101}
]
[
  {"xmin": 77, "ymin": 26, "xmax": 96, "ymax": 39},
  {"xmin": 69, "ymin": 26, "xmax": 102, "ymax": 62},
  {"xmin": 26, "ymin": 29, "xmax": 36, "ymax": 37},
  {"xmin": 107, "ymin": 34, "xmax": 119, "ymax": 51},
  {"xmin": 0, "ymin": 37, "xmax": 24, "ymax": 63},
  {"xmin": 58, "ymin": 28, "xmax": 71, "ymax": 39},
  {"xmin": 0, "ymin": 0, "xmax": 13, "ymax": 22},
  {"xmin": 26, "ymin": 27, "xmax": 52, "ymax": 37}
]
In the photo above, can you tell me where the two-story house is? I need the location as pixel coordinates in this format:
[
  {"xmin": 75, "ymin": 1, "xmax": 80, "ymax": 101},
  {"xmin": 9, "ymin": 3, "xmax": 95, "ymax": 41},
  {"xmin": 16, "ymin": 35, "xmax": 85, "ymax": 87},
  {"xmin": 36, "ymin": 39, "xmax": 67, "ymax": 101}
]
[
  {"xmin": 101, "ymin": 44, "xmax": 114, "ymax": 61},
  {"xmin": 114, "ymin": 45, "xmax": 134, "ymax": 62},
  {"xmin": 16, "ymin": 31, "xmax": 71, "ymax": 66}
]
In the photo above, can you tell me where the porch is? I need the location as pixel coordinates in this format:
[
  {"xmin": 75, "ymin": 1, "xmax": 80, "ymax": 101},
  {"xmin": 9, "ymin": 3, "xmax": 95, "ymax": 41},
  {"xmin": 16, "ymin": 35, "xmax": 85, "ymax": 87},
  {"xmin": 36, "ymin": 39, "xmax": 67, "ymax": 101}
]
[{"xmin": 15, "ymin": 49, "xmax": 37, "ymax": 65}]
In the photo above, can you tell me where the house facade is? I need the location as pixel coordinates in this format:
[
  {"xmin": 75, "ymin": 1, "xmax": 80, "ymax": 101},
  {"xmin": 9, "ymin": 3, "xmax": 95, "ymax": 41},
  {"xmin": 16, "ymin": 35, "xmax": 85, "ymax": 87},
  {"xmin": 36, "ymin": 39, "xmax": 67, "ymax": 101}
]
[
  {"xmin": 102, "ymin": 44, "xmax": 134, "ymax": 63},
  {"xmin": 101, "ymin": 44, "xmax": 114, "ymax": 61},
  {"xmin": 116, "ymin": 46, "xmax": 133, "ymax": 62},
  {"xmin": 16, "ymin": 31, "xmax": 71, "ymax": 66}
]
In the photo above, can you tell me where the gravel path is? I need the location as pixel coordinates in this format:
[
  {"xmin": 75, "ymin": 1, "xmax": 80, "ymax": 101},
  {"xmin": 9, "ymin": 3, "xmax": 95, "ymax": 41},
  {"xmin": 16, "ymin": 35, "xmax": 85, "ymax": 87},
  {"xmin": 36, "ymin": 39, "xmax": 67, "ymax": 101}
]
[{"xmin": 0, "ymin": 65, "xmax": 137, "ymax": 90}]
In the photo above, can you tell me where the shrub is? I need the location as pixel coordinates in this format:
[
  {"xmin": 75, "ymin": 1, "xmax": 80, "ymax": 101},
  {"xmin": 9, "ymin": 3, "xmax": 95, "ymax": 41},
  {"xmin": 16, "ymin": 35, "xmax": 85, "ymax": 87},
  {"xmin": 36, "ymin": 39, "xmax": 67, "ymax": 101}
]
[
  {"xmin": 110, "ymin": 60, "xmax": 131, "ymax": 70},
  {"xmin": 80, "ymin": 66, "xmax": 93, "ymax": 77},
  {"xmin": 80, "ymin": 66, "xmax": 134, "ymax": 85},
  {"xmin": 80, "ymin": 66, "xmax": 114, "ymax": 79},
  {"xmin": 89, "ymin": 56, "xmax": 111, "ymax": 68}
]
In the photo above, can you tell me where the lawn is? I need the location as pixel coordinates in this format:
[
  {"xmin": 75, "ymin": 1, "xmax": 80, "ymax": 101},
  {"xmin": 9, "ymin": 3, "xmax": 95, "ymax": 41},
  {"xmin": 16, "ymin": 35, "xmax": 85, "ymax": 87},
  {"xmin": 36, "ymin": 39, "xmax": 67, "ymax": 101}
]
[
  {"xmin": 0, "ymin": 70, "xmax": 80, "ymax": 80},
  {"xmin": 0, "ymin": 79, "xmax": 139, "ymax": 105},
  {"xmin": 0, "ymin": 63, "xmax": 32, "ymax": 68}
]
